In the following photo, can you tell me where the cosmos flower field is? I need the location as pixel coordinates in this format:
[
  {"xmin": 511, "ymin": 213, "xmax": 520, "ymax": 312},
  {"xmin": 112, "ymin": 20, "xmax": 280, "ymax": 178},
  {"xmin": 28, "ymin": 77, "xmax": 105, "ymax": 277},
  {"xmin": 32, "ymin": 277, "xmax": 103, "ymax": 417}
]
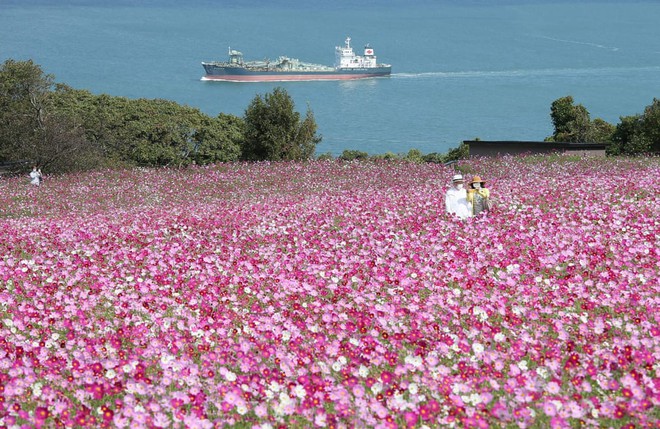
[{"xmin": 0, "ymin": 155, "xmax": 658, "ymax": 428}]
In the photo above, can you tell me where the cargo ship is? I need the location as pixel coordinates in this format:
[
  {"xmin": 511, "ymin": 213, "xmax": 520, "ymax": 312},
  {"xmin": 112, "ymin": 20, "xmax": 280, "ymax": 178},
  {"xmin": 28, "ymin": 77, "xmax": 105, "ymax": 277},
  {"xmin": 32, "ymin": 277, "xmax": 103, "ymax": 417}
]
[{"xmin": 201, "ymin": 37, "xmax": 391, "ymax": 82}]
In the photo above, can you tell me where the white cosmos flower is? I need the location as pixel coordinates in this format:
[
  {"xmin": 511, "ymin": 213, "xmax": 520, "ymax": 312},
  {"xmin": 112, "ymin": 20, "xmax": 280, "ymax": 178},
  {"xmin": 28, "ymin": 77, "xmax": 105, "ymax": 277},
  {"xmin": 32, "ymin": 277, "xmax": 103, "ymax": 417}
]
[
  {"xmin": 294, "ymin": 385, "xmax": 306, "ymax": 398},
  {"xmin": 32, "ymin": 382, "xmax": 43, "ymax": 398},
  {"xmin": 404, "ymin": 355, "xmax": 423, "ymax": 368},
  {"xmin": 536, "ymin": 367, "xmax": 549, "ymax": 379}
]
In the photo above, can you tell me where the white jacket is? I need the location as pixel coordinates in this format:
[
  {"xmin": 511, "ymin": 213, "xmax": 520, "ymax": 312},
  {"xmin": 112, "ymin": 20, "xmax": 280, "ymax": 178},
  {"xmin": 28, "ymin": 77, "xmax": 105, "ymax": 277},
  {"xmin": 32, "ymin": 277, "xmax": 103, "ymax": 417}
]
[{"xmin": 445, "ymin": 186, "xmax": 472, "ymax": 219}]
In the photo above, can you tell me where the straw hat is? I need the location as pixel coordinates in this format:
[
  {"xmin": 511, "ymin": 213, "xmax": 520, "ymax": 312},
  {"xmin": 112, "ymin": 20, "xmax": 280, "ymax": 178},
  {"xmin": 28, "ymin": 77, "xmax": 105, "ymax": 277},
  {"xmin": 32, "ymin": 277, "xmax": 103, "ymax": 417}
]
[
  {"xmin": 470, "ymin": 176, "xmax": 486, "ymax": 185},
  {"xmin": 452, "ymin": 174, "xmax": 464, "ymax": 183}
]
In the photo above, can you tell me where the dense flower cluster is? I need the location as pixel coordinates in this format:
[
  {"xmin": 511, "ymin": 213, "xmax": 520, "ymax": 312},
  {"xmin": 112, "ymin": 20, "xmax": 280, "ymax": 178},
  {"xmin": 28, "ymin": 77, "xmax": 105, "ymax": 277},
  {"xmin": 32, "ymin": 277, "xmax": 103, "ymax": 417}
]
[{"xmin": 0, "ymin": 156, "xmax": 658, "ymax": 428}]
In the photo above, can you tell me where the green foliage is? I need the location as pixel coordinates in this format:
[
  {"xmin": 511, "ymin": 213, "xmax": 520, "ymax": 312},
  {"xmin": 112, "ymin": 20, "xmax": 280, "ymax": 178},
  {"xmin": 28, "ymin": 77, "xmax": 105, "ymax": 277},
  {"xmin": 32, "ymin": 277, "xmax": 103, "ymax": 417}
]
[
  {"xmin": 608, "ymin": 98, "xmax": 660, "ymax": 155},
  {"xmin": 336, "ymin": 143, "xmax": 468, "ymax": 164},
  {"xmin": 8, "ymin": 58, "xmax": 658, "ymax": 175},
  {"xmin": 607, "ymin": 98, "xmax": 660, "ymax": 155},
  {"xmin": 242, "ymin": 87, "xmax": 321, "ymax": 161},
  {"xmin": 116, "ymin": 98, "xmax": 204, "ymax": 167},
  {"xmin": 641, "ymin": 98, "xmax": 660, "ymax": 152},
  {"xmin": 49, "ymin": 84, "xmax": 242, "ymax": 167},
  {"xmin": 590, "ymin": 118, "xmax": 616, "ymax": 144},
  {"xmin": 339, "ymin": 149, "xmax": 369, "ymax": 161},
  {"xmin": 49, "ymin": 87, "xmax": 131, "ymax": 167},
  {"xmin": 371, "ymin": 151, "xmax": 400, "ymax": 161},
  {"xmin": 422, "ymin": 152, "xmax": 445, "ymax": 163},
  {"xmin": 444, "ymin": 142, "xmax": 469, "ymax": 162},
  {"xmin": 316, "ymin": 152, "xmax": 334, "ymax": 161},
  {"xmin": 0, "ymin": 59, "xmax": 105, "ymax": 173},
  {"xmin": 1, "ymin": 60, "xmax": 243, "ymax": 172},
  {"xmin": 609, "ymin": 115, "xmax": 646, "ymax": 155},
  {"xmin": 403, "ymin": 148, "xmax": 424, "ymax": 163},
  {"xmin": 549, "ymin": 96, "xmax": 585, "ymax": 141},
  {"xmin": 0, "ymin": 59, "xmax": 52, "ymax": 164},
  {"xmin": 548, "ymin": 96, "xmax": 614, "ymax": 143},
  {"xmin": 191, "ymin": 113, "xmax": 243, "ymax": 164}
]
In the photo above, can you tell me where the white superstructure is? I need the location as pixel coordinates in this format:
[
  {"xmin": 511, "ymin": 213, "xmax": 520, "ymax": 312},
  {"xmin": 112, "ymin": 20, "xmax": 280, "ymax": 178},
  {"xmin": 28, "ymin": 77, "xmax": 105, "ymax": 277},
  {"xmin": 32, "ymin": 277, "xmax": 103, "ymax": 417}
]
[{"xmin": 334, "ymin": 37, "xmax": 380, "ymax": 69}]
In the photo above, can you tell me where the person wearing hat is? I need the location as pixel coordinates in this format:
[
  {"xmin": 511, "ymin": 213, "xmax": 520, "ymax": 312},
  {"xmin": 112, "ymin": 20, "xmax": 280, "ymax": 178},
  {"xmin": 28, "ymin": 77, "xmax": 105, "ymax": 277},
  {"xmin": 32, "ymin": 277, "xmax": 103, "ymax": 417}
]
[
  {"xmin": 445, "ymin": 173, "xmax": 472, "ymax": 219},
  {"xmin": 466, "ymin": 176, "xmax": 491, "ymax": 216}
]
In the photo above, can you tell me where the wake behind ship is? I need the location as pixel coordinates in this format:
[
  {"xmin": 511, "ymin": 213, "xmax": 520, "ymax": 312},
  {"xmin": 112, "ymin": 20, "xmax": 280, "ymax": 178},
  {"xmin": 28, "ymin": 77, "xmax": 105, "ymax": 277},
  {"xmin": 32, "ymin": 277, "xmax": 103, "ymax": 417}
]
[{"xmin": 201, "ymin": 37, "xmax": 391, "ymax": 82}]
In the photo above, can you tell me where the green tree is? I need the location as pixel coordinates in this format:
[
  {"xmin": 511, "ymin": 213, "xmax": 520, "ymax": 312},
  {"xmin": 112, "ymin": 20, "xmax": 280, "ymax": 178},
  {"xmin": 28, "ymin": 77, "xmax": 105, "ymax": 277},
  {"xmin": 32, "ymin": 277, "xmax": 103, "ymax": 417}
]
[
  {"xmin": 242, "ymin": 87, "xmax": 321, "ymax": 161},
  {"xmin": 116, "ymin": 99, "xmax": 242, "ymax": 167},
  {"xmin": 403, "ymin": 148, "xmax": 424, "ymax": 163},
  {"xmin": 548, "ymin": 95, "xmax": 614, "ymax": 143},
  {"xmin": 372, "ymin": 151, "xmax": 400, "ymax": 161},
  {"xmin": 0, "ymin": 59, "xmax": 102, "ymax": 172},
  {"xmin": 422, "ymin": 152, "xmax": 445, "ymax": 163},
  {"xmin": 191, "ymin": 113, "xmax": 243, "ymax": 164},
  {"xmin": 549, "ymin": 96, "xmax": 592, "ymax": 142},
  {"xmin": 588, "ymin": 118, "xmax": 616, "ymax": 144},
  {"xmin": 50, "ymin": 87, "xmax": 243, "ymax": 167},
  {"xmin": 339, "ymin": 149, "xmax": 369, "ymax": 161},
  {"xmin": 638, "ymin": 98, "xmax": 660, "ymax": 153},
  {"xmin": 444, "ymin": 142, "xmax": 469, "ymax": 162},
  {"xmin": 0, "ymin": 59, "xmax": 52, "ymax": 164},
  {"xmin": 49, "ymin": 86, "xmax": 118, "ymax": 162},
  {"xmin": 608, "ymin": 98, "xmax": 660, "ymax": 155}
]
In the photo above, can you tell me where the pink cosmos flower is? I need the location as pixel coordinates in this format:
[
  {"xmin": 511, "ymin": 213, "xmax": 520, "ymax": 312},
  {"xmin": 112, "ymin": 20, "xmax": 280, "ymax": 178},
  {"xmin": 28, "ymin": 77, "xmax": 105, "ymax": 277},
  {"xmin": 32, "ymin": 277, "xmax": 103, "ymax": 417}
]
[
  {"xmin": 352, "ymin": 384, "xmax": 365, "ymax": 398},
  {"xmin": 0, "ymin": 158, "xmax": 657, "ymax": 428},
  {"xmin": 542, "ymin": 401, "xmax": 557, "ymax": 416}
]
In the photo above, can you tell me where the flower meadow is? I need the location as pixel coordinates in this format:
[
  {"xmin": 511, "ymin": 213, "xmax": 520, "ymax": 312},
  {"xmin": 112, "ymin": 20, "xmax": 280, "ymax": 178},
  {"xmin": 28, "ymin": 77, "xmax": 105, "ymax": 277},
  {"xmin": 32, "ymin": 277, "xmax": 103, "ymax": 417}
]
[{"xmin": 0, "ymin": 156, "xmax": 659, "ymax": 429}]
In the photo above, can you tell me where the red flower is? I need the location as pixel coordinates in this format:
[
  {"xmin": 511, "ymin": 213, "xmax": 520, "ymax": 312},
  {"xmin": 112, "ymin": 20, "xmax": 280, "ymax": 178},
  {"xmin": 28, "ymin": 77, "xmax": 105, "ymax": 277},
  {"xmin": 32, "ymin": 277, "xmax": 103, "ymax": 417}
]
[
  {"xmin": 34, "ymin": 406, "xmax": 49, "ymax": 421},
  {"xmin": 380, "ymin": 370, "xmax": 394, "ymax": 385}
]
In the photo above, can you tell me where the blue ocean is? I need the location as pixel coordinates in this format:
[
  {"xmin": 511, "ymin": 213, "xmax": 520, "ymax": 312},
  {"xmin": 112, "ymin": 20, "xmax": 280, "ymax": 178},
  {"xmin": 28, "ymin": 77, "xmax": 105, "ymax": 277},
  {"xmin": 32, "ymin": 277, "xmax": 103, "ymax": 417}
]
[{"xmin": 2, "ymin": 0, "xmax": 659, "ymax": 156}]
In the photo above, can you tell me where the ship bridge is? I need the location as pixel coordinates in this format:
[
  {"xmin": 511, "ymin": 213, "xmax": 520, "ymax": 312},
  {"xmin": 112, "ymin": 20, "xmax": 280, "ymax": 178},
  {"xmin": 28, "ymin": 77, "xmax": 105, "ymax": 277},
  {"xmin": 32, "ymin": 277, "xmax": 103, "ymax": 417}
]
[
  {"xmin": 228, "ymin": 48, "xmax": 244, "ymax": 65},
  {"xmin": 334, "ymin": 37, "xmax": 378, "ymax": 69}
]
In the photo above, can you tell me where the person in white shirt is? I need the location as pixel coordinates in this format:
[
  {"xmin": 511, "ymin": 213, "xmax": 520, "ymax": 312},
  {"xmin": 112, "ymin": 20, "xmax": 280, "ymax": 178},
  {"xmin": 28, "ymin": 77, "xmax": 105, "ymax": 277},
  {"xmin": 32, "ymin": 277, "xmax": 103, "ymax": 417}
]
[
  {"xmin": 445, "ymin": 174, "xmax": 471, "ymax": 219},
  {"xmin": 29, "ymin": 166, "xmax": 42, "ymax": 186}
]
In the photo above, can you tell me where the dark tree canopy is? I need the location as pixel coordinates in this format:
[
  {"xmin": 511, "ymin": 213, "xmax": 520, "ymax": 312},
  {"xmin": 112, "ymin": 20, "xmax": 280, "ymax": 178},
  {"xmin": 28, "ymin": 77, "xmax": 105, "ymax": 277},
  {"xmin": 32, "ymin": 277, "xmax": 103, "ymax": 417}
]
[
  {"xmin": 608, "ymin": 98, "xmax": 660, "ymax": 155},
  {"xmin": 0, "ymin": 59, "xmax": 243, "ymax": 172},
  {"xmin": 547, "ymin": 96, "xmax": 614, "ymax": 144},
  {"xmin": 4, "ymin": 59, "xmax": 658, "ymax": 173},
  {"xmin": 242, "ymin": 87, "xmax": 321, "ymax": 161}
]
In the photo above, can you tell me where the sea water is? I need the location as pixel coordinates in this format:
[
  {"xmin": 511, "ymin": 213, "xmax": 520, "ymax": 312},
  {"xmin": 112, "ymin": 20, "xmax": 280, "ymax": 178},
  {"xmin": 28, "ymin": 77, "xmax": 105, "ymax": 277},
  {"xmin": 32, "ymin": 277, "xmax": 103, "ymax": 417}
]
[{"xmin": 1, "ymin": 0, "xmax": 659, "ymax": 156}]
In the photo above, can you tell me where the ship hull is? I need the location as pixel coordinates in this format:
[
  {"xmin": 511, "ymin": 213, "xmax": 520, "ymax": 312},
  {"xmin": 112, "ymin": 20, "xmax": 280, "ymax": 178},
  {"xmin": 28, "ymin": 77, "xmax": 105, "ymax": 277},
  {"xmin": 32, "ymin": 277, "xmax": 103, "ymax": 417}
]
[{"xmin": 201, "ymin": 64, "xmax": 391, "ymax": 82}]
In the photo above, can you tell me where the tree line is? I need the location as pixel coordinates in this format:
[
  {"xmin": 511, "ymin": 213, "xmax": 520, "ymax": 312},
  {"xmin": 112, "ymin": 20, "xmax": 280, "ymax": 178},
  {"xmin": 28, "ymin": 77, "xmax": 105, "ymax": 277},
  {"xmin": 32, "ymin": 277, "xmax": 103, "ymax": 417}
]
[
  {"xmin": 546, "ymin": 95, "xmax": 660, "ymax": 155},
  {"xmin": 0, "ymin": 59, "xmax": 320, "ymax": 173},
  {"xmin": 1, "ymin": 59, "xmax": 658, "ymax": 175}
]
